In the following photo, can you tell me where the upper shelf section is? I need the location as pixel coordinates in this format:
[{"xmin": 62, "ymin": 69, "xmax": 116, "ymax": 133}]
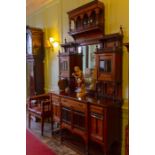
[
  {"xmin": 60, "ymin": 40, "xmax": 79, "ymax": 54},
  {"xmin": 67, "ymin": 0, "xmax": 105, "ymax": 44}
]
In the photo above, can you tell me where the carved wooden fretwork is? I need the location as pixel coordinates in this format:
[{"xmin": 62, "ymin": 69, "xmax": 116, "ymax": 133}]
[{"xmin": 67, "ymin": 0, "xmax": 105, "ymax": 44}]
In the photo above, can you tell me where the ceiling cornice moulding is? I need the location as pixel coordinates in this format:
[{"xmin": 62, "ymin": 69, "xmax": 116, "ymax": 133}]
[{"xmin": 26, "ymin": 0, "xmax": 54, "ymax": 16}]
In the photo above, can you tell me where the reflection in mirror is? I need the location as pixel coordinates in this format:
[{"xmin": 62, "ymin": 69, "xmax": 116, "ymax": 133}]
[
  {"xmin": 26, "ymin": 31, "xmax": 32, "ymax": 55},
  {"xmin": 71, "ymin": 20, "xmax": 75, "ymax": 31},
  {"xmin": 79, "ymin": 44, "xmax": 100, "ymax": 92},
  {"xmin": 60, "ymin": 61, "xmax": 68, "ymax": 71},
  {"xmin": 80, "ymin": 44, "xmax": 100, "ymax": 73}
]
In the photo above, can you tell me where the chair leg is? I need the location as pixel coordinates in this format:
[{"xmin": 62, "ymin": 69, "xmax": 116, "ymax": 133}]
[
  {"xmin": 86, "ymin": 143, "xmax": 89, "ymax": 155},
  {"xmin": 51, "ymin": 116, "xmax": 53, "ymax": 136},
  {"xmin": 41, "ymin": 117, "xmax": 44, "ymax": 136},
  {"xmin": 60, "ymin": 129, "xmax": 63, "ymax": 144},
  {"xmin": 85, "ymin": 140, "xmax": 89, "ymax": 155},
  {"xmin": 28, "ymin": 114, "xmax": 31, "ymax": 129}
]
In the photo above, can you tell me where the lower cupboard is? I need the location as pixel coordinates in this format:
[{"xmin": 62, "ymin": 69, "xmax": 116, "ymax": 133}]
[{"xmin": 50, "ymin": 92, "xmax": 122, "ymax": 155}]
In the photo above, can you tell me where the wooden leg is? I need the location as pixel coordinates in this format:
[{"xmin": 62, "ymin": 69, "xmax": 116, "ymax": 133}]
[
  {"xmin": 102, "ymin": 144, "xmax": 108, "ymax": 155},
  {"xmin": 80, "ymin": 135, "xmax": 88, "ymax": 155},
  {"xmin": 85, "ymin": 143, "xmax": 89, "ymax": 155},
  {"xmin": 41, "ymin": 117, "xmax": 44, "ymax": 136},
  {"xmin": 51, "ymin": 116, "xmax": 53, "ymax": 136},
  {"xmin": 60, "ymin": 129, "xmax": 63, "ymax": 144},
  {"xmin": 28, "ymin": 114, "xmax": 31, "ymax": 129},
  {"xmin": 108, "ymin": 141, "xmax": 121, "ymax": 155}
]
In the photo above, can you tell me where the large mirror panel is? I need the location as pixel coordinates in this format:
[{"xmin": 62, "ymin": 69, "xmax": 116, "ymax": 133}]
[
  {"xmin": 77, "ymin": 44, "xmax": 100, "ymax": 91},
  {"xmin": 78, "ymin": 44, "xmax": 100, "ymax": 73}
]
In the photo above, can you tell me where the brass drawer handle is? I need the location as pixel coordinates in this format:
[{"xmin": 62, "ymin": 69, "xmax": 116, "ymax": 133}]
[
  {"xmin": 91, "ymin": 112, "xmax": 103, "ymax": 120},
  {"xmin": 62, "ymin": 107, "xmax": 71, "ymax": 112}
]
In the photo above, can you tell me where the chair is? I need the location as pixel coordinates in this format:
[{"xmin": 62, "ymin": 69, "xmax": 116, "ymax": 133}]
[{"xmin": 28, "ymin": 93, "xmax": 53, "ymax": 136}]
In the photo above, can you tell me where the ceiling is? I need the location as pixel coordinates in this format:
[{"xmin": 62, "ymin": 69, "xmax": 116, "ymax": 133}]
[{"xmin": 26, "ymin": 0, "xmax": 54, "ymax": 16}]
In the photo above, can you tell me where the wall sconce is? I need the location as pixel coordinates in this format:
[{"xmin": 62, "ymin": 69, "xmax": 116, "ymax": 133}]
[
  {"xmin": 49, "ymin": 37, "xmax": 59, "ymax": 49},
  {"xmin": 44, "ymin": 37, "xmax": 59, "ymax": 49}
]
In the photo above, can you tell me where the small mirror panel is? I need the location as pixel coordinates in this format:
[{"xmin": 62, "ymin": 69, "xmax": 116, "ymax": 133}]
[{"xmin": 99, "ymin": 60, "xmax": 111, "ymax": 73}]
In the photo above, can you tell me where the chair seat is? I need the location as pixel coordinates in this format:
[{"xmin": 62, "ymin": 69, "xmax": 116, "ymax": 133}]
[
  {"xmin": 28, "ymin": 106, "xmax": 51, "ymax": 116},
  {"xmin": 28, "ymin": 106, "xmax": 42, "ymax": 115},
  {"xmin": 28, "ymin": 93, "xmax": 53, "ymax": 136}
]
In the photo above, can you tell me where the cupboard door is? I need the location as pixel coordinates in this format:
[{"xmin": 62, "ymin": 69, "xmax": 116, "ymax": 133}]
[
  {"xmin": 73, "ymin": 110, "xmax": 85, "ymax": 130},
  {"xmin": 96, "ymin": 52, "xmax": 122, "ymax": 82},
  {"xmin": 96, "ymin": 53, "xmax": 114, "ymax": 81},
  {"xmin": 90, "ymin": 112, "xmax": 104, "ymax": 141},
  {"xmin": 62, "ymin": 107, "xmax": 72, "ymax": 124}
]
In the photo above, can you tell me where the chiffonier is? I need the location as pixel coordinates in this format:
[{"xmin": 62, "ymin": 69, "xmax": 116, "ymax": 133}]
[{"xmin": 50, "ymin": 1, "xmax": 123, "ymax": 155}]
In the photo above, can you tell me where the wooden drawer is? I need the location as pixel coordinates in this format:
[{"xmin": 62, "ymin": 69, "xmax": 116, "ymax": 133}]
[
  {"xmin": 90, "ymin": 105, "xmax": 104, "ymax": 114},
  {"xmin": 52, "ymin": 94, "xmax": 60, "ymax": 103},
  {"xmin": 61, "ymin": 97, "xmax": 86, "ymax": 112},
  {"xmin": 72, "ymin": 101, "xmax": 86, "ymax": 112},
  {"xmin": 61, "ymin": 98, "xmax": 72, "ymax": 107}
]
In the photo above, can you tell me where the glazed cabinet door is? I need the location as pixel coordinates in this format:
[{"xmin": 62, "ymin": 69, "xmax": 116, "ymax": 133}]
[{"xmin": 96, "ymin": 53, "xmax": 114, "ymax": 81}]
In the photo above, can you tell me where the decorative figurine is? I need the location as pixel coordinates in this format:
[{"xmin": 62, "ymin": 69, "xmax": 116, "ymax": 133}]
[
  {"xmin": 72, "ymin": 66, "xmax": 84, "ymax": 87},
  {"xmin": 76, "ymin": 83, "xmax": 86, "ymax": 98},
  {"xmin": 72, "ymin": 66, "xmax": 86, "ymax": 98},
  {"xmin": 58, "ymin": 78, "xmax": 69, "ymax": 93}
]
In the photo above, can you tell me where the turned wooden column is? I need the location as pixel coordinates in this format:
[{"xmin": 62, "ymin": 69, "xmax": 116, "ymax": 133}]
[{"xmin": 95, "ymin": 8, "xmax": 100, "ymax": 25}]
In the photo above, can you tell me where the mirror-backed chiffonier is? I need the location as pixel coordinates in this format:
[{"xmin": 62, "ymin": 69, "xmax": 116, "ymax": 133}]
[{"xmin": 50, "ymin": 1, "xmax": 123, "ymax": 155}]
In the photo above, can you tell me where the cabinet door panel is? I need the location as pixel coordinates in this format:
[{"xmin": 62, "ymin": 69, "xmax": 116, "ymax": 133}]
[
  {"xmin": 90, "ymin": 112, "xmax": 104, "ymax": 141},
  {"xmin": 97, "ymin": 54, "xmax": 114, "ymax": 81},
  {"xmin": 62, "ymin": 107, "xmax": 72, "ymax": 124},
  {"xmin": 73, "ymin": 110, "xmax": 85, "ymax": 130}
]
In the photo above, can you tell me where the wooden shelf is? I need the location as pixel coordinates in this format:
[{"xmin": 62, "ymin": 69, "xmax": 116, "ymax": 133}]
[{"xmin": 67, "ymin": 0, "xmax": 105, "ymax": 43}]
